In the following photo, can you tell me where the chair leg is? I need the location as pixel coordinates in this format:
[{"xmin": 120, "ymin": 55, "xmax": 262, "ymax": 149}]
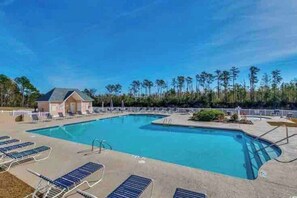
[
  {"xmin": 0, "ymin": 159, "xmax": 15, "ymax": 173},
  {"xmin": 33, "ymin": 148, "xmax": 52, "ymax": 162}
]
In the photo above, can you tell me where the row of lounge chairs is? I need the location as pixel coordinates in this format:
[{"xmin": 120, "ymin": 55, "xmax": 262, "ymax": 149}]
[
  {"xmin": 28, "ymin": 162, "xmax": 206, "ymax": 198},
  {"xmin": 31, "ymin": 110, "xmax": 102, "ymax": 122},
  {"xmin": 0, "ymin": 135, "xmax": 206, "ymax": 197},
  {"xmin": 0, "ymin": 135, "xmax": 51, "ymax": 172},
  {"xmin": 31, "ymin": 107, "xmax": 196, "ymax": 123},
  {"xmin": 107, "ymin": 107, "xmax": 195, "ymax": 114}
]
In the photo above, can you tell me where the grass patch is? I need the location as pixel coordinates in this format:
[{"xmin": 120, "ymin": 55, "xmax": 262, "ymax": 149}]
[{"xmin": 0, "ymin": 172, "xmax": 34, "ymax": 198}]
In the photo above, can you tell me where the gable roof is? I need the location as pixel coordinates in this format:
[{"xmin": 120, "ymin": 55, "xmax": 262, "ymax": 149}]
[{"xmin": 36, "ymin": 88, "xmax": 94, "ymax": 102}]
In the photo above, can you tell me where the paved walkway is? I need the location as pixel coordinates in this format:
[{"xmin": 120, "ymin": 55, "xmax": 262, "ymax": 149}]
[{"xmin": 0, "ymin": 113, "xmax": 297, "ymax": 198}]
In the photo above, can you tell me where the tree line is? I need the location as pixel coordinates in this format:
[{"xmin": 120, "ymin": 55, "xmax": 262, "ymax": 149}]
[
  {"xmin": 91, "ymin": 66, "xmax": 297, "ymax": 109},
  {"xmin": 0, "ymin": 74, "xmax": 40, "ymax": 108},
  {"xmin": 1, "ymin": 66, "xmax": 296, "ymax": 109}
]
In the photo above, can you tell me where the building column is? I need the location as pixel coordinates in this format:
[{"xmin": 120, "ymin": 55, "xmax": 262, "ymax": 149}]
[
  {"xmin": 49, "ymin": 103, "xmax": 52, "ymax": 115},
  {"xmin": 62, "ymin": 101, "xmax": 66, "ymax": 116}
]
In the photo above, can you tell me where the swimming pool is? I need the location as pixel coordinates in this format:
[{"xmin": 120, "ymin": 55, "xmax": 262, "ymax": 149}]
[{"xmin": 27, "ymin": 114, "xmax": 281, "ymax": 180}]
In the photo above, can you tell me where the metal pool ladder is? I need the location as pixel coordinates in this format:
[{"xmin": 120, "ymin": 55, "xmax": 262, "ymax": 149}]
[
  {"xmin": 92, "ymin": 139, "xmax": 112, "ymax": 153},
  {"xmin": 163, "ymin": 118, "xmax": 172, "ymax": 124}
]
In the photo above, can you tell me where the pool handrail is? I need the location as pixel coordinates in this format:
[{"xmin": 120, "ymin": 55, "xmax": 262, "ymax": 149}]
[
  {"xmin": 91, "ymin": 139, "xmax": 112, "ymax": 153},
  {"xmin": 256, "ymin": 133, "xmax": 297, "ymax": 153},
  {"xmin": 99, "ymin": 140, "xmax": 112, "ymax": 153},
  {"xmin": 91, "ymin": 139, "xmax": 101, "ymax": 152},
  {"xmin": 254, "ymin": 125, "xmax": 281, "ymax": 141}
]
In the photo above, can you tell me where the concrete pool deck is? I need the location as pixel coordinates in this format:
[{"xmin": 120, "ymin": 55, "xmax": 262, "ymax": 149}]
[{"xmin": 0, "ymin": 112, "xmax": 297, "ymax": 198}]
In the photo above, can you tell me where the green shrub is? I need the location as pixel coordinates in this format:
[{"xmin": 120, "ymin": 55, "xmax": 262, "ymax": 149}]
[
  {"xmin": 230, "ymin": 113, "xmax": 239, "ymax": 121},
  {"xmin": 15, "ymin": 115, "xmax": 24, "ymax": 122},
  {"xmin": 192, "ymin": 109, "xmax": 225, "ymax": 121}
]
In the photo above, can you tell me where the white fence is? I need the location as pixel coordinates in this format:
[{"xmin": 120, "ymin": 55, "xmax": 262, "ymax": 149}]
[
  {"xmin": 93, "ymin": 106, "xmax": 297, "ymax": 118},
  {"xmin": 0, "ymin": 110, "xmax": 49, "ymax": 117},
  {"xmin": 2, "ymin": 107, "xmax": 296, "ymax": 118}
]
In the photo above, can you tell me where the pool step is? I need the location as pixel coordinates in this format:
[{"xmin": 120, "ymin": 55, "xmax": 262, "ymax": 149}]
[
  {"xmin": 254, "ymin": 140, "xmax": 271, "ymax": 161},
  {"xmin": 242, "ymin": 136, "xmax": 255, "ymax": 179},
  {"xmin": 245, "ymin": 138, "xmax": 281, "ymax": 179},
  {"xmin": 249, "ymin": 141, "xmax": 263, "ymax": 168}
]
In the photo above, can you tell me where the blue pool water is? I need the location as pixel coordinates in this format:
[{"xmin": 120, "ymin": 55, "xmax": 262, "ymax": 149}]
[{"xmin": 27, "ymin": 114, "xmax": 281, "ymax": 179}]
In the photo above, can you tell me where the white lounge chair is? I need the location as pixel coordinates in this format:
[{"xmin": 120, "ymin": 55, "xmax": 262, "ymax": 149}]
[
  {"xmin": 53, "ymin": 112, "xmax": 65, "ymax": 120},
  {"xmin": 0, "ymin": 142, "xmax": 35, "ymax": 158},
  {"xmin": 44, "ymin": 114, "xmax": 53, "ymax": 122},
  {"xmin": 28, "ymin": 162, "xmax": 105, "ymax": 198},
  {"xmin": 77, "ymin": 174, "xmax": 153, "ymax": 198},
  {"xmin": 0, "ymin": 136, "xmax": 10, "ymax": 141},
  {"xmin": 86, "ymin": 110, "xmax": 95, "ymax": 116},
  {"xmin": 0, "ymin": 146, "xmax": 51, "ymax": 172},
  {"xmin": 0, "ymin": 139, "xmax": 20, "ymax": 147},
  {"xmin": 77, "ymin": 183, "xmax": 207, "ymax": 198},
  {"xmin": 77, "ymin": 111, "xmax": 85, "ymax": 117},
  {"xmin": 66, "ymin": 112, "xmax": 76, "ymax": 119},
  {"xmin": 174, "ymin": 188, "xmax": 207, "ymax": 198},
  {"xmin": 31, "ymin": 114, "xmax": 40, "ymax": 122}
]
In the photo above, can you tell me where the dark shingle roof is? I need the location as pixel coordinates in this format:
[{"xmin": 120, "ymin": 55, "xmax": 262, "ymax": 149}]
[{"xmin": 36, "ymin": 88, "xmax": 94, "ymax": 102}]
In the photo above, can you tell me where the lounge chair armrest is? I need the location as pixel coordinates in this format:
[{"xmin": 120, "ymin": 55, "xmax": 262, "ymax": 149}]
[
  {"xmin": 27, "ymin": 169, "xmax": 55, "ymax": 183},
  {"xmin": 77, "ymin": 189, "xmax": 98, "ymax": 198},
  {"xmin": 27, "ymin": 169, "xmax": 41, "ymax": 177}
]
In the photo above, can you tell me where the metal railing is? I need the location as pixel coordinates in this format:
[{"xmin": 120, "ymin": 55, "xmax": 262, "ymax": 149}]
[
  {"xmin": 99, "ymin": 140, "xmax": 112, "ymax": 153},
  {"xmin": 255, "ymin": 125, "xmax": 294, "ymax": 152},
  {"xmin": 162, "ymin": 118, "xmax": 172, "ymax": 124},
  {"xmin": 91, "ymin": 139, "xmax": 112, "ymax": 153},
  {"xmin": 91, "ymin": 139, "xmax": 101, "ymax": 152},
  {"xmin": 256, "ymin": 133, "xmax": 297, "ymax": 153},
  {"xmin": 254, "ymin": 126, "xmax": 281, "ymax": 141}
]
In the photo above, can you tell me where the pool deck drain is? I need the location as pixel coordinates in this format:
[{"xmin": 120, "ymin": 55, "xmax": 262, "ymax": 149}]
[{"xmin": 0, "ymin": 112, "xmax": 297, "ymax": 198}]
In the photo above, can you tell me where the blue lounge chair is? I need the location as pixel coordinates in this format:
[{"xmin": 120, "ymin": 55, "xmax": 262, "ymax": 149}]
[
  {"xmin": 86, "ymin": 110, "xmax": 95, "ymax": 116},
  {"xmin": 0, "ymin": 139, "xmax": 20, "ymax": 146},
  {"xmin": 76, "ymin": 175, "xmax": 153, "ymax": 198},
  {"xmin": 173, "ymin": 188, "xmax": 207, "ymax": 198},
  {"xmin": 31, "ymin": 114, "xmax": 40, "ymax": 122},
  {"xmin": 66, "ymin": 112, "xmax": 76, "ymax": 119},
  {"xmin": 107, "ymin": 175, "xmax": 153, "ymax": 198},
  {"xmin": 0, "ymin": 142, "xmax": 35, "ymax": 155},
  {"xmin": 54, "ymin": 112, "xmax": 65, "ymax": 120},
  {"xmin": 0, "ymin": 146, "xmax": 51, "ymax": 172},
  {"xmin": 77, "ymin": 111, "xmax": 85, "ymax": 117},
  {"xmin": 0, "ymin": 136, "xmax": 10, "ymax": 141},
  {"xmin": 44, "ymin": 114, "xmax": 53, "ymax": 122},
  {"xmin": 28, "ymin": 162, "xmax": 105, "ymax": 198}
]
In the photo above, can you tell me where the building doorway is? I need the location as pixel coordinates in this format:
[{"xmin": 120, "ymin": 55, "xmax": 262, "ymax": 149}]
[{"xmin": 70, "ymin": 102, "xmax": 76, "ymax": 113}]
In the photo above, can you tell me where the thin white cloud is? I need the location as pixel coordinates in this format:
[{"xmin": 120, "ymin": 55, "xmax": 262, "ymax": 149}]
[
  {"xmin": 0, "ymin": 0, "xmax": 15, "ymax": 6},
  {"xmin": 114, "ymin": 0, "xmax": 161, "ymax": 19},
  {"xmin": 194, "ymin": 0, "xmax": 297, "ymax": 68},
  {"xmin": 45, "ymin": 62, "xmax": 121, "ymax": 90},
  {"xmin": 44, "ymin": 36, "xmax": 64, "ymax": 45},
  {"xmin": 43, "ymin": 0, "xmax": 162, "ymax": 45},
  {"xmin": 0, "ymin": 33, "xmax": 36, "ymax": 61}
]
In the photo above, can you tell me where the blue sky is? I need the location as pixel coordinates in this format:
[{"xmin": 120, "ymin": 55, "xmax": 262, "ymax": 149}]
[{"xmin": 1, "ymin": 0, "xmax": 297, "ymax": 93}]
